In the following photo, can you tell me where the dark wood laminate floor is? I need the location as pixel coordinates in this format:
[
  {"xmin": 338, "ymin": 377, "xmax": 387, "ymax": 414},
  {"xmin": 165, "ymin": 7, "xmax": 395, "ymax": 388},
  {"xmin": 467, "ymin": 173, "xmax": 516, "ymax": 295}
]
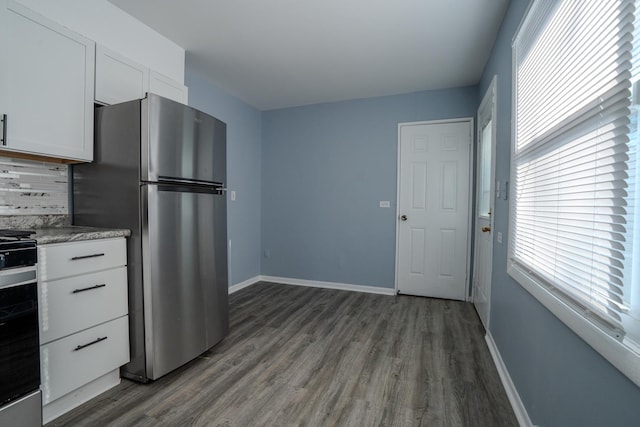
[{"xmin": 47, "ymin": 282, "xmax": 518, "ymax": 427}]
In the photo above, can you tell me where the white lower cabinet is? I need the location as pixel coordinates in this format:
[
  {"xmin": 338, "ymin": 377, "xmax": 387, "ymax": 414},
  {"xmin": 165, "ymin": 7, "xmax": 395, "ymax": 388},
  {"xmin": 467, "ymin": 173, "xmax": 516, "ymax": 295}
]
[
  {"xmin": 41, "ymin": 316, "xmax": 129, "ymax": 404},
  {"xmin": 39, "ymin": 237, "xmax": 129, "ymax": 423}
]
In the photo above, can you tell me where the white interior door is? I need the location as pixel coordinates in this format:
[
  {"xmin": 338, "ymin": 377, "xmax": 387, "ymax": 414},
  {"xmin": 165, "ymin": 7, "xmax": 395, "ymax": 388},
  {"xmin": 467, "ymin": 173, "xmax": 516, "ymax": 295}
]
[
  {"xmin": 472, "ymin": 77, "xmax": 497, "ymax": 329},
  {"xmin": 396, "ymin": 120, "xmax": 471, "ymax": 300}
]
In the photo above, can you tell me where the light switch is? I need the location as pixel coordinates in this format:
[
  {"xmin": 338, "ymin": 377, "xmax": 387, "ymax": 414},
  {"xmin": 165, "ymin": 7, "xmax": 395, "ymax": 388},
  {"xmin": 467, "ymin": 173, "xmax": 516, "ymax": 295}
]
[
  {"xmin": 231, "ymin": 190, "xmax": 236, "ymax": 201},
  {"xmin": 497, "ymin": 232, "xmax": 503, "ymax": 244},
  {"xmin": 380, "ymin": 201, "xmax": 390, "ymax": 208}
]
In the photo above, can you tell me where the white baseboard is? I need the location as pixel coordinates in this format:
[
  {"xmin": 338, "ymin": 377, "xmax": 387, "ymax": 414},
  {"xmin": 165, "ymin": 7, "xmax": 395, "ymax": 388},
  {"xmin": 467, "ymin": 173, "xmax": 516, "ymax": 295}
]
[
  {"xmin": 260, "ymin": 275, "xmax": 396, "ymax": 295},
  {"xmin": 229, "ymin": 275, "xmax": 262, "ymax": 294},
  {"xmin": 485, "ymin": 333, "xmax": 535, "ymax": 427}
]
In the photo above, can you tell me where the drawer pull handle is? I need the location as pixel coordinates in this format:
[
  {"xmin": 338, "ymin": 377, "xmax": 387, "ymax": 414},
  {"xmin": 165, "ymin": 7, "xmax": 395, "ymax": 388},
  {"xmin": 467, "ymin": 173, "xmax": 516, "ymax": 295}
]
[
  {"xmin": 74, "ymin": 336, "xmax": 107, "ymax": 351},
  {"xmin": 1, "ymin": 114, "xmax": 7, "ymax": 146},
  {"xmin": 71, "ymin": 253, "xmax": 105, "ymax": 261},
  {"xmin": 72, "ymin": 284, "xmax": 106, "ymax": 294}
]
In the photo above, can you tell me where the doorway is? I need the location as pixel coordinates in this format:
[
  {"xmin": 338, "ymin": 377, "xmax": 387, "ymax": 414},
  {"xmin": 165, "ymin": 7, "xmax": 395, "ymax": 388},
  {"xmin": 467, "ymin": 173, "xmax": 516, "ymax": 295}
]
[{"xmin": 472, "ymin": 76, "xmax": 497, "ymax": 329}]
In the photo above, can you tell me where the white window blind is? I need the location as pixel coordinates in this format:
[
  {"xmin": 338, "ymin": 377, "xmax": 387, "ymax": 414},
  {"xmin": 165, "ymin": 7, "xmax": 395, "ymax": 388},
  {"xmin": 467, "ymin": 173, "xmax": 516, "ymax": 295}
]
[{"xmin": 510, "ymin": 0, "xmax": 640, "ymax": 384}]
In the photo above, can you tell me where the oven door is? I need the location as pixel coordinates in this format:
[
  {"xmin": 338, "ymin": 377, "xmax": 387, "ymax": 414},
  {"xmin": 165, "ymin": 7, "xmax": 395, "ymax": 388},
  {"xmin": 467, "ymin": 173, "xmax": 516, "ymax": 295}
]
[{"xmin": 0, "ymin": 266, "xmax": 40, "ymax": 405}]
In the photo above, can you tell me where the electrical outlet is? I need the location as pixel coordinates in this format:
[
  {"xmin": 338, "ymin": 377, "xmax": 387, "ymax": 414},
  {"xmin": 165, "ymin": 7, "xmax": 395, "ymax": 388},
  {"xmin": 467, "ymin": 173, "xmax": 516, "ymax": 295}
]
[
  {"xmin": 497, "ymin": 232, "xmax": 503, "ymax": 244},
  {"xmin": 380, "ymin": 201, "xmax": 390, "ymax": 208}
]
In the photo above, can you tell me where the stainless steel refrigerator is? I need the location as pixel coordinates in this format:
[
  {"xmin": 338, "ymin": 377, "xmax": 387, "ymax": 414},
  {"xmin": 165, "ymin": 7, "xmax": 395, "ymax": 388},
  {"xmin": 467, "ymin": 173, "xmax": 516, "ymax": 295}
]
[{"xmin": 73, "ymin": 93, "xmax": 229, "ymax": 382}]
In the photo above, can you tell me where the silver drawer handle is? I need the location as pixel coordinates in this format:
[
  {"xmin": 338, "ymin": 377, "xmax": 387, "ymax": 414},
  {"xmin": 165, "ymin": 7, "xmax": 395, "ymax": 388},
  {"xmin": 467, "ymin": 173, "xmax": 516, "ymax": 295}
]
[
  {"xmin": 72, "ymin": 284, "xmax": 106, "ymax": 294},
  {"xmin": 74, "ymin": 336, "xmax": 107, "ymax": 351},
  {"xmin": 71, "ymin": 253, "xmax": 105, "ymax": 261}
]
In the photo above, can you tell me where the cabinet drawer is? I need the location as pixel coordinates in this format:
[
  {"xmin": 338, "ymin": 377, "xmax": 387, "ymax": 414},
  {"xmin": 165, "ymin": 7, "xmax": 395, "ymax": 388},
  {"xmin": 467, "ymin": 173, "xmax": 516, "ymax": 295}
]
[
  {"xmin": 38, "ymin": 238, "xmax": 126, "ymax": 281},
  {"xmin": 39, "ymin": 267, "xmax": 128, "ymax": 344},
  {"xmin": 41, "ymin": 316, "xmax": 129, "ymax": 405}
]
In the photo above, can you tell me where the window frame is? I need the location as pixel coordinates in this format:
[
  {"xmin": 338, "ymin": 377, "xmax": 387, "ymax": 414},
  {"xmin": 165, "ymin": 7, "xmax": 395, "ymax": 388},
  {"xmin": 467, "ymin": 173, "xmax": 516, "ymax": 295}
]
[{"xmin": 507, "ymin": 0, "xmax": 640, "ymax": 387}]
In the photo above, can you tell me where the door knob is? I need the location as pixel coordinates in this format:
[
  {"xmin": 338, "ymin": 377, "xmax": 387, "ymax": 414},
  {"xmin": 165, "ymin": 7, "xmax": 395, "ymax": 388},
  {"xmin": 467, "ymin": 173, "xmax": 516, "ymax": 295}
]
[
  {"xmin": 482, "ymin": 226, "xmax": 491, "ymax": 232},
  {"xmin": 400, "ymin": 215, "xmax": 408, "ymax": 221}
]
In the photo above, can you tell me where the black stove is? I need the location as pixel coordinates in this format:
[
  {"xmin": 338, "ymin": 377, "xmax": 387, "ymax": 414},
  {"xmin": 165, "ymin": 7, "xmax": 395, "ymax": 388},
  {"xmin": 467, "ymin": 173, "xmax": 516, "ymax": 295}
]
[
  {"xmin": 0, "ymin": 229, "xmax": 41, "ymax": 426},
  {"xmin": 0, "ymin": 230, "xmax": 37, "ymax": 270}
]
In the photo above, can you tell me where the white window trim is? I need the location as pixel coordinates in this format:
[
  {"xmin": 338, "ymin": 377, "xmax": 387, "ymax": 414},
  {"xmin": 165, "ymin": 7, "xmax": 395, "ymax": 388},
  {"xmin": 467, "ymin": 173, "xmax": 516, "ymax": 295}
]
[{"xmin": 506, "ymin": 0, "xmax": 640, "ymax": 388}]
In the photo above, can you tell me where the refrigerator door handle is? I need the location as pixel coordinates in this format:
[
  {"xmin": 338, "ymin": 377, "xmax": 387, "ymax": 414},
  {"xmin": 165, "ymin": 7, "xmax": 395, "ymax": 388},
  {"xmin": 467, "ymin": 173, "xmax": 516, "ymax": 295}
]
[
  {"xmin": 157, "ymin": 175, "xmax": 224, "ymax": 187},
  {"xmin": 147, "ymin": 182, "xmax": 225, "ymax": 195}
]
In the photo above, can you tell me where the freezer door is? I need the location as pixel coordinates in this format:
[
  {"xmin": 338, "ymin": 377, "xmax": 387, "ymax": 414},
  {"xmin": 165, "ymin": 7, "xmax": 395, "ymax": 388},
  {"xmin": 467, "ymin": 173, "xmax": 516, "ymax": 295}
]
[
  {"xmin": 141, "ymin": 183, "xmax": 228, "ymax": 380},
  {"xmin": 142, "ymin": 93, "xmax": 226, "ymax": 185}
]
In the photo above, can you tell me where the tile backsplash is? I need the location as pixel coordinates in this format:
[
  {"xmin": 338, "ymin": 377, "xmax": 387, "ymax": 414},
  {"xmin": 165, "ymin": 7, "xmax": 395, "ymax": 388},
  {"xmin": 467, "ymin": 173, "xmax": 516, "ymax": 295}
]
[{"xmin": 0, "ymin": 157, "xmax": 68, "ymax": 215}]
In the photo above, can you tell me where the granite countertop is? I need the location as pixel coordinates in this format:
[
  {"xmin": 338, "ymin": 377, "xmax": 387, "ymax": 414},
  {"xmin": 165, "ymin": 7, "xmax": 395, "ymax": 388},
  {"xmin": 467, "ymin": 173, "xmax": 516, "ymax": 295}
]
[
  {"xmin": 0, "ymin": 215, "xmax": 130, "ymax": 244},
  {"xmin": 32, "ymin": 226, "xmax": 131, "ymax": 245}
]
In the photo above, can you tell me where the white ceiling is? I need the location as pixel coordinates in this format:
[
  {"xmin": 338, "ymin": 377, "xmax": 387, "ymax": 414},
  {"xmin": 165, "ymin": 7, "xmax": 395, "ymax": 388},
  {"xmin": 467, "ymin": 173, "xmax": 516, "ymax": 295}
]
[{"xmin": 108, "ymin": 0, "xmax": 509, "ymax": 111}]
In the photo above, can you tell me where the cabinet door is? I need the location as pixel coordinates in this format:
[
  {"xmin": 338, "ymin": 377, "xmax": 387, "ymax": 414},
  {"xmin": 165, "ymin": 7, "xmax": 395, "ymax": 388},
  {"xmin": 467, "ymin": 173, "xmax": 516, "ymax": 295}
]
[
  {"xmin": 149, "ymin": 70, "xmax": 188, "ymax": 104},
  {"xmin": 0, "ymin": 1, "xmax": 94, "ymax": 162},
  {"xmin": 95, "ymin": 45, "xmax": 149, "ymax": 105}
]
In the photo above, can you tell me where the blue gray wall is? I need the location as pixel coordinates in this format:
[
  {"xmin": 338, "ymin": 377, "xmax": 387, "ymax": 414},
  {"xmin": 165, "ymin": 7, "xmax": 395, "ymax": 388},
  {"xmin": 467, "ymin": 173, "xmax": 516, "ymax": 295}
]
[
  {"xmin": 185, "ymin": 60, "xmax": 262, "ymax": 286},
  {"xmin": 478, "ymin": 0, "xmax": 640, "ymax": 425},
  {"xmin": 261, "ymin": 89, "xmax": 477, "ymax": 287},
  {"xmin": 186, "ymin": 7, "xmax": 640, "ymax": 422}
]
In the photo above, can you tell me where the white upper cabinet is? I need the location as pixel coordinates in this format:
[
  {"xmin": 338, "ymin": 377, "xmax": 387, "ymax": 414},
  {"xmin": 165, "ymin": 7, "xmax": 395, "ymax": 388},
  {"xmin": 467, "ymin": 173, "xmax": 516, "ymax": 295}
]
[
  {"xmin": 95, "ymin": 44, "xmax": 149, "ymax": 105},
  {"xmin": 0, "ymin": 0, "xmax": 95, "ymax": 162},
  {"xmin": 96, "ymin": 47, "xmax": 188, "ymax": 106},
  {"xmin": 149, "ymin": 70, "xmax": 188, "ymax": 104}
]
